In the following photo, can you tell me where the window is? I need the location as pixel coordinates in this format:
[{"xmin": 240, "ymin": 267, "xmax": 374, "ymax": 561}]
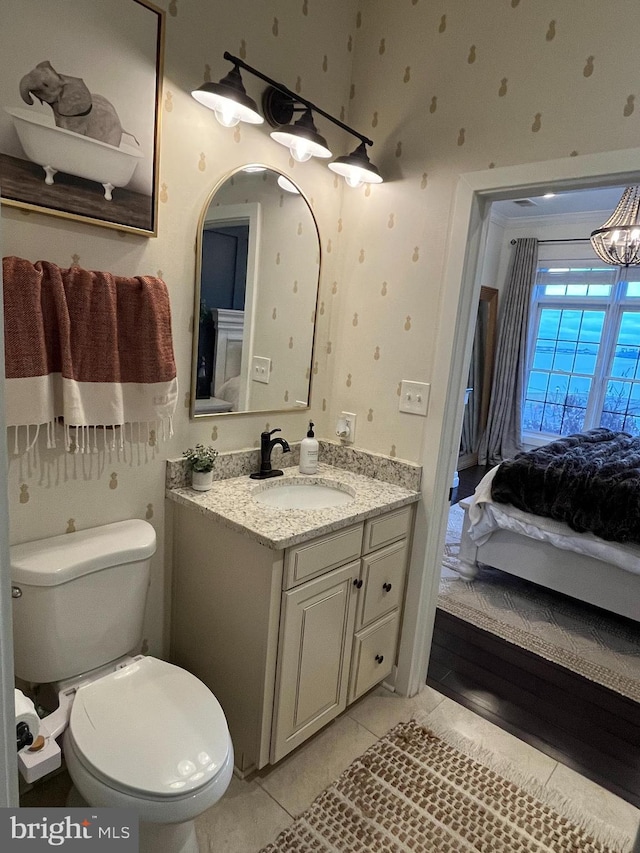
[{"xmin": 523, "ymin": 263, "xmax": 640, "ymax": 441}]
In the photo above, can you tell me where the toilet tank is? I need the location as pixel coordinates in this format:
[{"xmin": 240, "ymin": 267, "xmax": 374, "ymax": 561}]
[{"xmin": 10, "ymin": 520, "xmax": 156, "ymax": 684}]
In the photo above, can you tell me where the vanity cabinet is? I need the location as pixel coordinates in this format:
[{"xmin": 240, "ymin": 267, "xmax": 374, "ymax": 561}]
[{"xmin": 169, "ymin": 501, "xmax": 413, "ymax": 775}]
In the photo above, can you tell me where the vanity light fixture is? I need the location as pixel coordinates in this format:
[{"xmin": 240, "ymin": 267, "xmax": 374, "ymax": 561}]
[
  {"xmin": 191, "ymin": 64, "xmax": 263, "ymax": 127},
  {"xmin": 270, "ymin": 109, "xmax": 332, "ymax": 162},
  {"xmin": 193, "ymin": 52, "xmax": 383, "ymax": 186},
  {"xmin": 328, "ymin": 141, "xmax": 383, "ymax": 187},
  {"xmin": 590, "ymin": 186, "xmax": 640, "ymax": 266}
]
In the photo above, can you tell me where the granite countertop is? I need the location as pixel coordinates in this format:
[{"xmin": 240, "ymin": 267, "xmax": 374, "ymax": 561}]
[{"xmin": 166, "ymin": 463, "xmax": 421, "ymax": 550}]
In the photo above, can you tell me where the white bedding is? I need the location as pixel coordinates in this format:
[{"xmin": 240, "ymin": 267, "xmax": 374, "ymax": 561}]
[
  {"xmin": 466, "ymin": 466, "xmax": 640, "ymax": 577},
  {"xmin": 217, "ymin": 375, "xmax": 240, "ymax": 412}
]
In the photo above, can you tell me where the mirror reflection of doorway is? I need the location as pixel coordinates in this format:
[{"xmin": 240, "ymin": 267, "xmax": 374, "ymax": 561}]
[{"xmin": 197, "ymin": 223, "xmax": 249, "ymax": 400}]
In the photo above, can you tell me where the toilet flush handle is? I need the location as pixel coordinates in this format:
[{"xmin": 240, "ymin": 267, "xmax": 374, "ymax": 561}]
[{"xmin": 12, "ymin": 586, "xmax": 22, "ymax": 598}]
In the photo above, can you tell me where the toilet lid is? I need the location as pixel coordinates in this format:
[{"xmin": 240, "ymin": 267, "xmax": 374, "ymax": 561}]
[{"xmin": 69, "ymin": 657, "xmax": 231, "ymax": 797}]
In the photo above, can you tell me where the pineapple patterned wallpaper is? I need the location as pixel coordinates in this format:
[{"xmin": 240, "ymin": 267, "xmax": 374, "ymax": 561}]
[
  {"xmin": 1, "ymin": 0, "xmax": 353, "ymax": 656},
  {"xmin": 331, "ymin": 0, "xmax": 640, "ymax": 464},
  {"xmin": 2, "ymin": 0, "xmax": 639, "ymax": 655}
]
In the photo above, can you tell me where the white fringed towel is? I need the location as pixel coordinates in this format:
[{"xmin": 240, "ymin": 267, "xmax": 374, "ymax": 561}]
[{"xmin": 3, "ymin": 256, "xmax": 178, "ymax": 452}]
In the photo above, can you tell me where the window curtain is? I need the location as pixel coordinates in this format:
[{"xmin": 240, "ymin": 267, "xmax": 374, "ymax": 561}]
[
  {"xmin": 477, "ymin": 237, "xmax": 539, "ymax": 464},
  {"xmin": 459, "ymin": 314, "xmax": 484, "ymax": 459}
]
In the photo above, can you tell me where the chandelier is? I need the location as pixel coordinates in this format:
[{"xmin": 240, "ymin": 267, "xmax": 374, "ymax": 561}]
[{"xmin": 590, "ymin": 186, "xmax": 640, "ymax": 266}]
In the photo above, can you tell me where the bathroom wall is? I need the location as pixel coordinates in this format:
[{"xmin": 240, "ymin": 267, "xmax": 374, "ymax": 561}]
[
  {"xmin": 0, "ymin": 0, "xmax": 358, "ymax": 655},
  {"xmin": 328, "ymin": 0, "xmax": 640, "ymax": 468},
  {"xmin": 2, "ymin": 0, "xmax": 640, "ymax": 657}
]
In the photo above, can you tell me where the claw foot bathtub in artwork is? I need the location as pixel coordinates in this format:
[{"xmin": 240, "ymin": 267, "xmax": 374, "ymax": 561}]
[{"xmin": 6, "ymin": 107, "xmax": 143, "ymax": 200}]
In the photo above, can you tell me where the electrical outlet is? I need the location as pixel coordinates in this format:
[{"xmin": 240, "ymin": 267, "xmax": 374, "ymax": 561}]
[
  {"xmin": 399, "ymin": 380, "xmax": 430, "ymax": 416},
  {"xmin": 336, "ymin": 411, "xmax": 357, "ymax": 444},
  {"xmin": 251, "ymin": 356, "xmax": 271, "ymax": 384}
]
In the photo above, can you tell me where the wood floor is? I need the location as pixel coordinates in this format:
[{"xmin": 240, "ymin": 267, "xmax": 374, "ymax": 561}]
[{"xmin": 428, "ymin": 463, "xmax": 640, "ymax": 809}]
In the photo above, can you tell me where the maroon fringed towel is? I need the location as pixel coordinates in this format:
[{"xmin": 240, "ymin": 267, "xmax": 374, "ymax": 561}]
[{"xmin": 3, "ymin": 256, "xmax": 178, "ymax": 452}]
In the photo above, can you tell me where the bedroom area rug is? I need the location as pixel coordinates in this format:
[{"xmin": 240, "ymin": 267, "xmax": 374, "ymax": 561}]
[
  {"xmin": 259, "ymin": 718, "xmax": 634, "ymax": 852},
  {"xmin": 439, "ymin": 503, "xmax": 640, "ymax": 703}
]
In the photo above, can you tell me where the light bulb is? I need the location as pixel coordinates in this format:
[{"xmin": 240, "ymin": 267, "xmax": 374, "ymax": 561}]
[
  {"xmin": 632, "ymin": 229, "xmax": 640, "ymax": 241},
  {"xmin": 214, "ymin": 104, "xmax": 240, "ymax": 128},
  {"xmin": 344, "ymin": 170, "xmax": 365, "ymax": 188},
  {"xmin": 289, "ymin": 139, "xmax": 313, "ymax": 162},
  {"xmin": 612, "ymin": 230, "xmax": 621, "ymax": 242}
]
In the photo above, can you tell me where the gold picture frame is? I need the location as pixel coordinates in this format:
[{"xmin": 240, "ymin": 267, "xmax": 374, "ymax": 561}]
[{"xmin": 0, "ymin": 0, "xmax": 164, "ymax": 237}]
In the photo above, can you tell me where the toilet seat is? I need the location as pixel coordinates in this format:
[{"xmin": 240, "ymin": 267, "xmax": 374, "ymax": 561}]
[{"xmin": 68, "ymin": 656, "xmax": 231, "ymax": 798}]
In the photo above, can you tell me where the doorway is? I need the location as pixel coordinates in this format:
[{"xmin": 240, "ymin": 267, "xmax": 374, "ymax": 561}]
[
  {"xmin": 395, "ymin": 147, "xmax": 640, "ymax": 700},
  {"xmin": 198, "ymin": 223, "xmax": 249, "ymax": 401},
  {"xmin": 404, "ymin": 163, "xmax": 640, "ymax": 805}
]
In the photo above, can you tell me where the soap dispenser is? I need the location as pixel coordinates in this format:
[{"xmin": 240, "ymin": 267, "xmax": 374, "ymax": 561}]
[{"xmin": 299, "ymin": 421, "xmax": 319, "ymax": 474}]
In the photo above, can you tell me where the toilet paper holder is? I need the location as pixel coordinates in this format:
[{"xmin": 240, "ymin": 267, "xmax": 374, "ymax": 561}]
[
  {"xmin": 16, "ymin": 721, "xmax": 34, "ymax": 751},
  {"xmin": 16, "ymin": 687, "xmax": 75, "ymax": 784},
  {"xmin": 14, "ymin": 688, "xmax": 40, "ymax": 750}
]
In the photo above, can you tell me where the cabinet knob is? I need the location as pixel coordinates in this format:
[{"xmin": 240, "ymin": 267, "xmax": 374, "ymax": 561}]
[
  {"xmin": 382, "ymin": 582, "xmax": 392, "ymax": 592},
  {"xmin": 353, "ymin": 578, "xmax": 363, "ymax": 589},
  {"xmin": 375, "ymin": 654, "xmax": 384, "ymax": 664}
]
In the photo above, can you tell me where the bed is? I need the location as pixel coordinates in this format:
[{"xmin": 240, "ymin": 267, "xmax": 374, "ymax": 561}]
[
  {"xmin": 456, "ymin": 429, "xmax": 640, "ymax": 622},
  {"xmin": 212, "ymin": 308, "xmax": 244, "ymax": 402}
]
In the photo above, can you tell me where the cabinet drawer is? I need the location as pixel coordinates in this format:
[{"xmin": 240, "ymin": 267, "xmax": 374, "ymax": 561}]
[
  {"xmin": 363, "ymin": 506, "xmax": 412, "ymax": 554},
  {"xmin": 357, "ymin": 539, "xmax": 408, "ymax": 629},
  {"xmin": 348, "ymin": 611, "xmax": 400, "ymax": 703},
  {"xmin": 284, "ymin": 523, "xmax": 363, "ymax": 589}
]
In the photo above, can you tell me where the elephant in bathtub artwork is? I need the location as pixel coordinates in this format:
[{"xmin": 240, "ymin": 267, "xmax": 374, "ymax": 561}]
[
  {"xmin": 20, "ymin": 61, "xmax": 124, "ymax": 146},
  {"xmin": 8, "ymin": 60, "xmax": 143, "ymax": 201}
]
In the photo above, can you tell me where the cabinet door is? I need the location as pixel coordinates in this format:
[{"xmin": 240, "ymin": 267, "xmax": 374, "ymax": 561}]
[
  {"xmin": 349, "ymin": 611, "xmax": 400, "ymax": 703},
  {"xmin": 271, "ymin": 561, "xmax": 359, "ymax": 763}
]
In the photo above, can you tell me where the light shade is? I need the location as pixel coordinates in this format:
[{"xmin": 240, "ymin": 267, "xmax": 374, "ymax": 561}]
[
  {"xmin": 191, "ymin": 66, "xmax": 263, "ymax": 127},
  {"xmin": 277, "ymin": 175, "xmax": 300, "ymax": 194},
  {"xmin": 590, "ymin": 186, "xmax": 640, "ymax": 266},
  {"xmin": 328, "ymin": 141, "xmax": 383, "ymax": 187},
  {"xmin": 270, "ymin": 110, "xmax": 332, "ymax": 161}
]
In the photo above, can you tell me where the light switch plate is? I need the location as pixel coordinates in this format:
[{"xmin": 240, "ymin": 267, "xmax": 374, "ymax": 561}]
[
  {"xmin": 252, "ymin": 356, "xmax": 271, "ymax": 384},
  {"xmin": 399, "ymin": 380, "xmax": 430, "ymax": 416}
]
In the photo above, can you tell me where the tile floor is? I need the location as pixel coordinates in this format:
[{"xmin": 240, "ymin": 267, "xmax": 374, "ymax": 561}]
[
  {"xmin": 21, "ymin": 685, "xmax": 640, "ymax": 852},
  {"xmin": 194, "ymin": 685, "xmax": 640, "ymax": 852}
]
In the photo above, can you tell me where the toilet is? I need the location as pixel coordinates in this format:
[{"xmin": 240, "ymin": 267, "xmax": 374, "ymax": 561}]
[{"xmin": 10, "ymin": 519, "xmax": 233, "ymax": 853}]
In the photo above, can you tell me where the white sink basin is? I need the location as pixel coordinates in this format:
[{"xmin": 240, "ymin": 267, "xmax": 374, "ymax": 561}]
[{"xmin": 253, "ymin": 479, "xmax": 355, "ymax": 510}]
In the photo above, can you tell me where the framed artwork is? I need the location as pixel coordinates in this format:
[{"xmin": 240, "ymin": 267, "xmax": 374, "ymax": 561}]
[{"xmin": 0, "ymin": 0, "xmax": 164, "ymax": 237}]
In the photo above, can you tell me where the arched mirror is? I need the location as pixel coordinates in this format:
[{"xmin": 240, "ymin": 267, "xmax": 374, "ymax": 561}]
[{"xmin": 190, "ymin": 166, "xmax": 321, "ymax": 417}]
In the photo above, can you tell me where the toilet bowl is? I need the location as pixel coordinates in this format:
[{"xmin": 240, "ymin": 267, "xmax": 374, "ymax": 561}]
[
  {"xmin": 62, "ymin": 657, "xmax": 233, "ymax": 853},
  {"xmin": 10, "ymin": 520, "xmax": 234, "ymax": 853}
]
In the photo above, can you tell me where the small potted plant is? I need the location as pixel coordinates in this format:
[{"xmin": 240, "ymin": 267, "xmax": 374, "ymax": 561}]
[{"xmin": 183, "ymin": 444, "xmax": 218, "ymax": 491}]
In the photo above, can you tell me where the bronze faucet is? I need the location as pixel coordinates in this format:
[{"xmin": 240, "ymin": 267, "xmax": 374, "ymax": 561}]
[{"xmin": 250, "ymin": 428, "xmax": 290, "ymax": 479}]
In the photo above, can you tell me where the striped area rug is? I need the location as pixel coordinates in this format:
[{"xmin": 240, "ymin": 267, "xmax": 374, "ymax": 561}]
[
  {"xmin": 259, "ymin": 719, "xmax": 632, "ymax": 852},
  {"xmin": 439, "ymin": 503, "xmax": 640, "ymax": 703}
]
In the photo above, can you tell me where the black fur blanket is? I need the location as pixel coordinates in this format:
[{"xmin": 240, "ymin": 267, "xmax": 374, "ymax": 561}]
[{"xmin": 491, "ymin": 429, "xmax": 640, "ymax": 544}]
